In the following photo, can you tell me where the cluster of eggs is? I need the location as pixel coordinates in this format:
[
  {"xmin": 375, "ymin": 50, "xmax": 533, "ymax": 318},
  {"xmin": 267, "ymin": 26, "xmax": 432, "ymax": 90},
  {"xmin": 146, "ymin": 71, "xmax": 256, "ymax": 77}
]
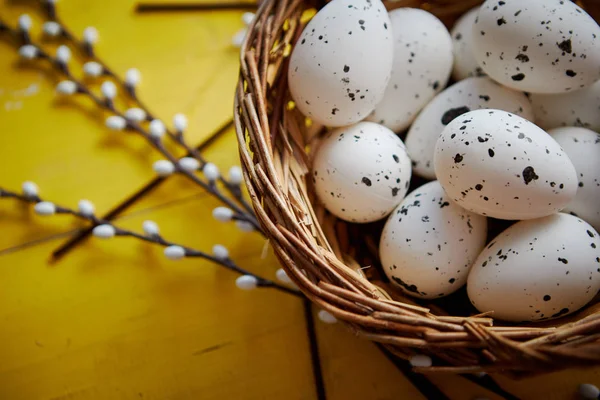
[{"xmin": 288, "ymin": 0, "xmax": 600, "ymax": 322}]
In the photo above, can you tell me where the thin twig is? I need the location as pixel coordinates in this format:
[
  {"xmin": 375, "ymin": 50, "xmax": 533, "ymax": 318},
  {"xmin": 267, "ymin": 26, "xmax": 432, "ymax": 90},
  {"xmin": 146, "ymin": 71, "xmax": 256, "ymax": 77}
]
[
  {"xmin": 4, "ymin": 25, "xmax": 261, "ymax": 232},
  {"xmin": 135, "ymin": 3, "xmax": 258, "ymax": 13},
  {"xmin": 0, "ymin": 187, "xmax": 300, "ymax": 297},
  {"xmin": 51, "ymin": 119, "xmax": 234, "ymax": 260},
  {"xmin": 375, "ymin": 343, "xmax": 451, "ymax": 400},
  {"xmin": 44, "ymin": 6, "xmax": 255, "ymax": 217}
]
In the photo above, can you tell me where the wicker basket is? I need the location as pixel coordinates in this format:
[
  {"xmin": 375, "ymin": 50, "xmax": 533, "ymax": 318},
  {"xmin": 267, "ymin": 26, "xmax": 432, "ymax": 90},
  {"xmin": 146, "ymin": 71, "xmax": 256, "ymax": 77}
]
[{"xmin": 234, "ymin": 0, "xmax": 600, "ymax": 375}]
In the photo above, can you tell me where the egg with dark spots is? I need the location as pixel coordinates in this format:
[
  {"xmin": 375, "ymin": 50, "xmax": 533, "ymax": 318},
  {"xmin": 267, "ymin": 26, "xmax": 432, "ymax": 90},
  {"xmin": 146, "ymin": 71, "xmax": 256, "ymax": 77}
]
[
  {"xmin": 434, "ymin": 109, "xmax": 577, "ymax": 220},
  {"xmin": 531, "ymin": 81, "xmax": 600, "ymax": 132},
  {"xmin": 288, "ymin": 0, "xmax": 393, "ymax": 127},
  {"xmin": 405, "ymin": 77, "xmax": 533, "ymax": 179},
  {"xmin": 472, "ymin": 0, "xmax": 600, "ymax": 94},
  {"xmin": 380, "ymin": 181, "xmax": 487, "ymax": 299},
  {"xmin": 451, "ymin": 7, "xmax": 486, "ymax": 80},
  {"xmin": 312, "ymin": 122, "xmax": 412, "ymax": 223},
  {"xmin": 467, "ymin": 213, "xmax": 600, "ymax": 322},
  {"xmin": 549, "ymin": 127, "xmax": 600, "ymax": 231},
  {"xmin": 367, "ymin": 8, "xmax": 453, "ymax": 132}
]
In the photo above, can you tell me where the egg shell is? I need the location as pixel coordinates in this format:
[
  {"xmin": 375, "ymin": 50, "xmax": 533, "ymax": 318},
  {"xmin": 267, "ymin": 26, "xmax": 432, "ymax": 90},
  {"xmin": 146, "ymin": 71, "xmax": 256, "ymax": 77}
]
[
  {"xmin": 405, "ymin": 77, "xmax": 533, "ymax": 179},
  {"xmin": 288, "ymin": 0, "xmax": 393, "ymax": 127},
  {"xmin": 367, "ymin": 8, "xmax": 453, "ymax": 132},
  {"xmin": 451, "ymin": 7, "xmax": 485, "ymax": 81},
  {"xmin": 312, "ymin": 122, "xmax": 412, "ymax": 223},
  {"xmin": 531, "ymin": 81, "xmax": 600, "ymax": 132},
  {"xmin": 467, "ymin": 213, "xmax": 600, "ymax": 322},
  {"xmin": 380, "ymin": 180, "xmax": 487, "ymax": 299},
  {"xmin": 434, "ymin": 109, "xmax": 578, "ymax": 220},
  {"xmin": 472, "ymin": 0, "xmax": 600, "ymax": 94},
  {"xmin": 549, "ymin": 127, "xmax": 600, "ymax": 231}
]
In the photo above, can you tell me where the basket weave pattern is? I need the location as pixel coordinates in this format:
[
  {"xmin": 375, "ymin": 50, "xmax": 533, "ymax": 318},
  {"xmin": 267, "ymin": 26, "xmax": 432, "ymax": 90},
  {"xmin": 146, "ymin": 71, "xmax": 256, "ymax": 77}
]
[{"xmin": 235, "ymin": 0, "xmax": 600, "ymax": 374}]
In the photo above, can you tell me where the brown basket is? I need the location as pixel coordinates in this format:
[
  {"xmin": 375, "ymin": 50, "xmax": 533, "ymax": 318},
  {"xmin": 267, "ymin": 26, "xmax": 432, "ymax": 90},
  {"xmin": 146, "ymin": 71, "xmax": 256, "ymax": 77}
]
[{"xmin": 234, "ymin": 0, "xmax": 600, "ymax": 375}]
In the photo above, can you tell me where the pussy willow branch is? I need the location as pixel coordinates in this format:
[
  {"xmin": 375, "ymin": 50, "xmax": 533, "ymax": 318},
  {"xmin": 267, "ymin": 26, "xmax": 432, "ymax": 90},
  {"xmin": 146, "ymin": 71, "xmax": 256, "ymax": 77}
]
[
  {"xmin": 2, "ymin": 18, "xmax": 259, "ymax": 232},
  {"xmin": 42, "ymin": 3, "xmax": 254, "ymax": 218},
  {"xmin": 0, "ymin": 187, "xmax": 300, "ymax": 297}
]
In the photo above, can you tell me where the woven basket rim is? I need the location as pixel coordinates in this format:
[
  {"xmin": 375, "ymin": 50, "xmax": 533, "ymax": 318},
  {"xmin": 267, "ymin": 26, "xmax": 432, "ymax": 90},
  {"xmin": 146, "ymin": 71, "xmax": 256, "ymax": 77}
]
[{"xmin": 234, "ymin": 0, "xmax": 600, "ymax": 375}]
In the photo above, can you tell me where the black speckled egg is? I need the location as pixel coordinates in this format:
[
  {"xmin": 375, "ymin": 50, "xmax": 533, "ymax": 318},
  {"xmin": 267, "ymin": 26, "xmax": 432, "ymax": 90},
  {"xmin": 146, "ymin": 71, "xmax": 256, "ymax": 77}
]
[
  {"xmin": 380, "ymin": 180, "xmax": 487, "ymax": 299},
  {"xmin": 434, "ymin": 109, "xmax": 578, "ymax": 220},
  {"xmin": 472, "ymin": 0, "xmax": 600, "ymax": 94},
  {"xmin": 467, "ymin": 213, "xmax": 600, "ymax": 322}
]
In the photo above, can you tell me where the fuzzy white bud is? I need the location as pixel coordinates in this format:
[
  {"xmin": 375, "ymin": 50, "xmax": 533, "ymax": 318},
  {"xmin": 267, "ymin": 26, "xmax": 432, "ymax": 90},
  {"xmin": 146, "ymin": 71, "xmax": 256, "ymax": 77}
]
[
  {"xmin": 409, "ymin": 354, "xmax": 433, "ymax": 368},
  {"xmin": 149, "ymin": 119, "xmax": 166, "ymax": 139},
  {"xmin": 212, "ymin": 244, "xmax": 229, "ymax": 260},
  {"xmin": 242, "ymin": 12, "xmax": 255, "ymax": 26},
  {"xmin": 228, "ymin": 166, "xmax": 243, "ymax": 185},
  {"xmin": 202, "ymin": 163, "xmax": 220, "ymax": 181},
  {"xmin": 235, "ymin": 220, "xmax": 254, "ymax": 232},
  {"xmin": 125, "ymin": 68, "xmax": 141, "ymax": 87},
  {"xmin": 142, "ymin": 220, "xmax": 160, "ymax": 236},
  {"xmin": 82, "ymin": 26, "xmax": 98, "ymax": 45},
  {"xmin": 93, "ymin": 224, "xmax": 116, "ymax": 239},
  {"xmin": 56, "ymin": 45, "xmax": 71, "ymax": 64},
  {"xmin": 101, "ymin": 81, "xmax": 117, "ymax": 100},
  {"xmin": 56, "ymin": 80, "xmax": 78, "ymax": 95},
  {"xmin": 164, "ymin": 245, "xmax": 186, "ymax": 260},
  {"xmin": 124, "ymin": 107, "xmax": 146, "ymax": 122},
  {"xmin": 235, "ymin": 275, "xmax": 258, "ymax": 290},
  {"xmin": 22, "ymin": 181, "xmax": 39, "ymax": 198},
  {"xmin": 43, "ymin": 21, "xmax": 61, "ymax": 37},
  {"xmin": 318, "ymin": 310, "xmax": 337, "ymax": 324},
  {"xmin": 19, "ymin": 45, "xmax": 38, "ymax": 60},
  {"xmin": 178, "ymin": 157, "xmax": 199, "ymax": 172},
  {"xmin": 18, "ymin": 14, "xmax": 32, "ymax": 31},
  {"xmin": 276, "ymin": 268, "xmax": 293, "ymax": 284},
  {"xmin": 83, "ymin": 61, "xmax": 103, "ymax": 77},
  {"xmin": 105, "ymin": 115, "xmax": 127, "ymax": 131},
  {"xmin": 213, "ymin": 207, "xmax": 233, "ymax": 222},
  {"xmin": 232, "ymin": 28, "xmax": 247, "ymax": 48},
  {"xmin": 152, "ymin": 160, "xmax": 175, "ymax": 176},
  {"xmin": 34, "ymin": 201, "xmax": 56, "ymax": 216},
  {"xmin": 173, "ymin": 113, "xmax": 187, "ymax": 132},
  {"xmin": 77, "ymin": 199, "xmax": 95, "ymax": 216},
  {"xmin": 579, "ymin": 384, "xmax": 600, "ymax": 399}
]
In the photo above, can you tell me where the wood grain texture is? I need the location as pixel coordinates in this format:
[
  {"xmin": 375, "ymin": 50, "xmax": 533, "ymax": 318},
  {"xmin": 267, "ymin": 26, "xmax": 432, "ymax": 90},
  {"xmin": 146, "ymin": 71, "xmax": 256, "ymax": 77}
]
[{"xmin": 0, "ymin": 0, "xmax": 597, "ymax": 399}]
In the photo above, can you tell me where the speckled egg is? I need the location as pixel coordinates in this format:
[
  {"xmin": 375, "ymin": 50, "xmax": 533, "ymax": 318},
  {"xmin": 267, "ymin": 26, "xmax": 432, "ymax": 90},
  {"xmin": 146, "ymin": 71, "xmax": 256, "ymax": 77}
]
[
  {"xmin": 467, "ymin": 213, "xmax": 600, "ymax": 322},
  {"xmin": 472, "ymin": 0, "xmax": 600, "ymax": 94},
  {"xmin": 312, "ymin": 122, "xmax": 412, "ymax": 223},
  {"xmin": 434, "ymin": 109, "xmax": 578, "ymax": 220},
  {"xmin": 451, "ymin": 7, "xmax": 485, "ymax": 81},
  {"xmin": 380, "ymin": 181, "xmax": 487, "ymax": 299},
  {"xmin": 531, "ymin": 81, "xmax": 600, "ymax": 132},
  {"xmin": 366, "ymin": 8, "xmax": 453, "ymax": 132},
  {"xmin": 549, "ymin": 127, "xmax": 600, "ymax": 231},
  {"xmin": 405, "ymin": 77, "xmax": 533, "ymax": 179},
  {"xmin": 288, "ymin": 0, "xmax": 393, "ymax": 127}
]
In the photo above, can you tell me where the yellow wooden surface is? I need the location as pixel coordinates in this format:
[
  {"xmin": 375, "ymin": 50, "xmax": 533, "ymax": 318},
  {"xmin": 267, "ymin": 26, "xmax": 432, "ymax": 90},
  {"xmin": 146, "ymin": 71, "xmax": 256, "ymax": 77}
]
[{"xmin": 0, "ymin": 1, "xmax": 597, "ymax": 399}]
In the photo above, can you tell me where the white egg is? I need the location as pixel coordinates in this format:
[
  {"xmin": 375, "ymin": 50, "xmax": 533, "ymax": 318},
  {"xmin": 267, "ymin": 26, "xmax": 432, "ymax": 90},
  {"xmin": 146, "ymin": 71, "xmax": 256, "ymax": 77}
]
[
  {"xmin": 467, "ymin": 213, "xmax": 600, "ymax": 322},
  {"xmin": 380, "ymin": 181, "xmax": 487, "ymax": 299},
  {"xmin": 472, "ymin": 0, "xmax": 600, "ymax": 94},
  {"xmin": 367, "ymin": 8, "xmax": 453, "ymax": 132},
  {"xmin": 549, "ymin": 127, "xmax": 600, "ymax": 231},
  {"xmin": 451, "ymin": 7, "xmax": 485, "ymax": 81},
  {"xmin": 531, "ymin": 81, "xmax": 600, "ymax": 132},
  {"xmin": 434, "ymin": 109, "xmax": 577, "ymax": 220},
  {"xmin": 405, "ymin": 77, "xmax": 533, "ymax": 179},
  {"xmin": 288, "ymin": 0, "xmax": 393, "ymax": 127},
  {"xmin": 312, "ymin": 122, "xmax": 412, "ymax": 223}
]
